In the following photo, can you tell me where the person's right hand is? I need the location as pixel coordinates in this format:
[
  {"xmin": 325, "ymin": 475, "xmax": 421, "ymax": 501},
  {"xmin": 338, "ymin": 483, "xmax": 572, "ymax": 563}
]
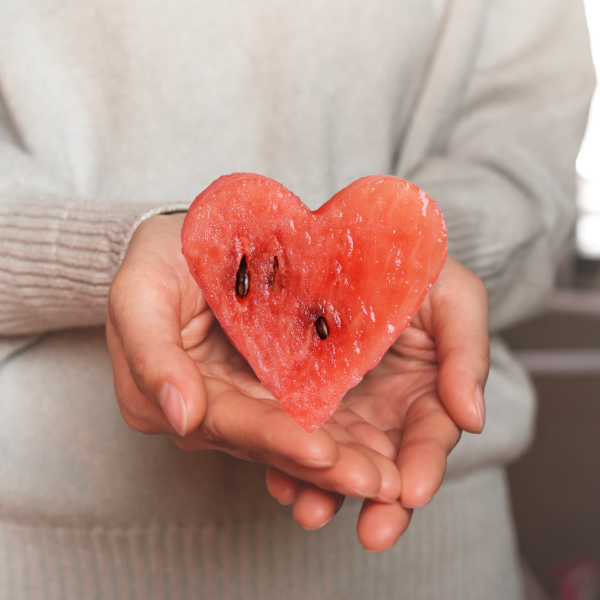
[{"xmin": 106, "ymin": 212, "xmax": 401, "ymax": 503}]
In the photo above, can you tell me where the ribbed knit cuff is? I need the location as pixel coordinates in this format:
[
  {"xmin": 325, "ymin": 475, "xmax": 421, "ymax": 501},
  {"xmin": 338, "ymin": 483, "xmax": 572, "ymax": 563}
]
[{"xmin": 0, "ymin": 197, "xmax": 189, "ymax": 335}]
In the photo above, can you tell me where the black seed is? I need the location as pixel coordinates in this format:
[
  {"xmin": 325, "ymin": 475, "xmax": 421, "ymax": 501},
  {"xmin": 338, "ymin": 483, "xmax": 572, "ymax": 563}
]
[
  {"xmin": 315, "ymin": 316, "xmax": 330, "ymax": 340},
  {"xmin": 236, "ymin": 256, "xmax": 249, "ymax": 298},
  {"xmin": 268, "ymin": 256, "xmax": 279, "ymax": 286}
]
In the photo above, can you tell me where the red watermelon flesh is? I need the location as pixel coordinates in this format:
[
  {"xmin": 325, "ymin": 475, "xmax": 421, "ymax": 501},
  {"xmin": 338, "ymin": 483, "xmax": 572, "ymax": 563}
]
[{"xmin": 181, "ymin": 173, "xmax": 447, "ymax": 432}]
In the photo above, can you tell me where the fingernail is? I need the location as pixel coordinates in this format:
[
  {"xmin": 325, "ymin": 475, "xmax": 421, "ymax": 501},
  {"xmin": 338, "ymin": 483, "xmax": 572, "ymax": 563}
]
[
  {"xmin": 159, "ymin": 383, "xmax": 188, "ymax": 436},
  {"xmin": 303, "ymin": 516, "xmax": 333, "ymax": 531},
  {"xmin": 475, "ymin": 384, "xmax": 486, "ymax": 433}
]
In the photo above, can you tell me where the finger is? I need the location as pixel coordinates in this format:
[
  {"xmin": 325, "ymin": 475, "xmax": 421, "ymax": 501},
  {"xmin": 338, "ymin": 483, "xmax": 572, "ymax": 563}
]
[
  {"xmin": 107, "ymin": 316, "xmax": 177, "ymax": 435},
  {"xmin": 197, "ymin": 376, "xmax": 339, "ymax": 468},
  {"xmin": 357, "ymin": 500, "xmax": 412, "ymax": 553},
  {"xmin": 265, "ymin": 467, "xmax": 303, "ymax": 505},
  {"xmin": 397, "ymin": 392, "xmax": 461, "ymax": 509},
  {"xmin": 108, "ymin": 261, "xmax": 207, "ymax": 437},
  {"xmin": 266, "ymin": 443, "xmax": 382, "ymax": 498},
  {"xmin": 331, "ymin": 406, "xmax": 398, "ymax": 461},
  {"xmin": 428, "ymin": 256, "xmax": 490, "ymax": 433},
  {"xmin": 361, "ymin": 446, "xmax": 401, "ymax": 502},
  {"xmin": 183, "ymin": 380, "xmax": 385, "ymax": 499},
  {"xmin": 292, "ymin": 483, "xmax": 344, "ymax": 530},
  {"xmin": 321, "ymin": 418, "xmax": 400, "ymax": 501}
]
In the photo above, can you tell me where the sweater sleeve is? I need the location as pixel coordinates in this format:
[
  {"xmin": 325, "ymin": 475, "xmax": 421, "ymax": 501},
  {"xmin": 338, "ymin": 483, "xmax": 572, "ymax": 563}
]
[
  {"xmin": 405, "ymin": 0, "xmax": 595, "ymax": 332},
  {"xmin": 0, "ymin": 120, "xmax": 188, "ymax": 336}
]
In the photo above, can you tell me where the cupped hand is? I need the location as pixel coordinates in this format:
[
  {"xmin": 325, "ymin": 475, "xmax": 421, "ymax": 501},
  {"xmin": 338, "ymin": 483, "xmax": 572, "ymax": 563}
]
[
  {"xmin": 266, "ymin": 255, "xmax": 490, "ymax": 551},
  {"xmin": 107, "ymin": 213, "xmax": 401, "ymax": 503}
]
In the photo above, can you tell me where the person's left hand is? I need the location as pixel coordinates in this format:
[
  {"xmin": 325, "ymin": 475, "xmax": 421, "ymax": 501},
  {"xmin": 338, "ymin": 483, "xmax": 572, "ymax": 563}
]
[{"xmin": 265, "ymin": 255, "xmax": 489, "ymax": 552}]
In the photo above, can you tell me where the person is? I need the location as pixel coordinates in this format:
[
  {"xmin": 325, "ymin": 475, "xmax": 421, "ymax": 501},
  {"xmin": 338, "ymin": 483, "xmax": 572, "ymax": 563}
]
[{"xmin": 0, "ymin": 0, "xmax": 593, "ymax": 598}]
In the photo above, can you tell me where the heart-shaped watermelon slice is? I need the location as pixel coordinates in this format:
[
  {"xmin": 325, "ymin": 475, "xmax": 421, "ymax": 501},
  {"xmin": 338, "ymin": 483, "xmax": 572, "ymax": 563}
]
[{"xmin": 182, "ymin": 174, "xmax": 447, "ymax": 432}]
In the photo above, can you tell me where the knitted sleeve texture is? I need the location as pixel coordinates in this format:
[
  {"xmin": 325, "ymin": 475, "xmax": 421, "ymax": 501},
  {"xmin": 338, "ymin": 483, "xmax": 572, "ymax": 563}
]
[
  {"xmin": 0, "ymin": 0, "xmax": 595, "ymax": 337},
  {"xmin": 0, "ymin": 136, "xmax": 187, "ymax": 336},
  {"xmin": 406, "ymin": 0, "xmax": 595, "ymax": 331}
]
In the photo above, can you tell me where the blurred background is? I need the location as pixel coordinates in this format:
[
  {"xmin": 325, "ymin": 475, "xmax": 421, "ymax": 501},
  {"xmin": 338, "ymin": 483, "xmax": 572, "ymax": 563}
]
[{"xmin": 504, "ymin": 1, "xmax": 600, "ymax": 599}]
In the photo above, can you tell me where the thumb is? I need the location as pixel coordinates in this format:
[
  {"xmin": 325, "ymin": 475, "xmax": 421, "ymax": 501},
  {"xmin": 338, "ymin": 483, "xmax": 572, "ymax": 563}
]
[
  {"xmin": 108, "ymin": 263, "xmax": 207, "ymax": 437},
  {"xmin": 428, "ymin": 256, "xmax": 490, "ymax": 434}
]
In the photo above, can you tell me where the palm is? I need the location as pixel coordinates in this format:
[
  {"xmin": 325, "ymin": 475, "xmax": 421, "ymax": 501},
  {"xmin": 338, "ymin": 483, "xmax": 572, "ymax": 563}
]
[
  {"xmin": 182, "ymin": 307, "xmax": 399, "ymax": 469},
  {"xmin": 181, "ymin": 289, "xmax": 454, "ymax": 520},
  {"xmin": 185, "ymin": 310, "xmax": 268, "ymax": 402},
  {"xmin": 340, "ymin": 311, "xmax": 438, "ymax": 453}
]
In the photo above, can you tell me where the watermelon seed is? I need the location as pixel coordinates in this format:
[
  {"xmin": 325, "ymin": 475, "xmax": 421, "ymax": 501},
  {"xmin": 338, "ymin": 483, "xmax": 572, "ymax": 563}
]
[
  {"xmin": 315, "ymin": 316, "xmax": 330, "ymax": 340},
  {"xmin": 268, "ymin": 256, "xmax": 279, "ymax": 286},
  {"xmin": 236, "ymin": 256, "xmax": 249, "ymax": 298}
]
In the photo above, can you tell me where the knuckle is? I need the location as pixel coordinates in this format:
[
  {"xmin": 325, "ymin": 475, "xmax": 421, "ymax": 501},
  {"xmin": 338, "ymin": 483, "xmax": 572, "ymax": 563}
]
[
  {"xmin": 108, "ymin": 268, "xmax": 134, "ymax": 322},
  {"xmin": 108, "ymin": 268, "xmax": 127, "ymax": 305},
  {"xmin": 457, "ymin": 269, "xmax": 488, "ymax": 311},
  {"xmin": 128, "ymin": 346, "xmax": 152, "ymax": 381},
  {"xmin": 469, "ymin": 272, "xmax": 488, "ymax": 300},
  {"xmin": 127, "ymin": 346, "xmax": 166, "ymax": 393}
]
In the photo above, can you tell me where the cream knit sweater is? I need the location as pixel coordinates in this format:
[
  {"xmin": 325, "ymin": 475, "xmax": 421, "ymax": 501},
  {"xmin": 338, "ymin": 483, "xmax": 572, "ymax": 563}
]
[{"xmin": 0, "ymin": 0, "xmax": 594, "ymax": 597}]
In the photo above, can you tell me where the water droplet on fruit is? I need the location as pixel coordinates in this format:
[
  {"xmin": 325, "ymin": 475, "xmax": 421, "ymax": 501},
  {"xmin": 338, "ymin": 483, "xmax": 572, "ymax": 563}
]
[
  {"xmin": 236, "ymin": 256, "xmax": 249, "ymax": 298},
  {"xmin": 420, "ymin": 189, "xmax": 429, "ymax": 216},
  {"xmin": 315, "ymin": 316, "xmax": 330, "ymax": 340}
]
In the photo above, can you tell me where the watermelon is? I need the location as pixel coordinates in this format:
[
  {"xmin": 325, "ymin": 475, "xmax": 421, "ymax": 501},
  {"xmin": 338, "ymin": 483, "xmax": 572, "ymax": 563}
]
[{"xmin": 181, "ymin": 174, "xmax": 447, "ymax": 432}]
